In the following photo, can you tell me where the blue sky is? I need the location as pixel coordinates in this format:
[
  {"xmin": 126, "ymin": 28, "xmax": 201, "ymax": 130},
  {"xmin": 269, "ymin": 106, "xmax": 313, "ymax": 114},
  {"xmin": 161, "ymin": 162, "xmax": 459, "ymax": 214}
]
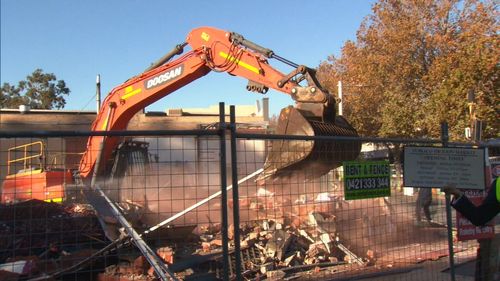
[{"xmin": 1, "ymin": 0, "xmax": 375, "ymax": 115}]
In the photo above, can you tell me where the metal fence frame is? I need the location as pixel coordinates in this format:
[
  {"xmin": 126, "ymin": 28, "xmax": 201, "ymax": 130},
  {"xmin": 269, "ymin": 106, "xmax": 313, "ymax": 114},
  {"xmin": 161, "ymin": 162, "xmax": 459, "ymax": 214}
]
[
  {"xmin": 0, "ymin": 103, "xmax": 496, "ymax": 281},
  {"xmin": 1, "ymin": 113, "xmax": 226, "ymax": 281}
]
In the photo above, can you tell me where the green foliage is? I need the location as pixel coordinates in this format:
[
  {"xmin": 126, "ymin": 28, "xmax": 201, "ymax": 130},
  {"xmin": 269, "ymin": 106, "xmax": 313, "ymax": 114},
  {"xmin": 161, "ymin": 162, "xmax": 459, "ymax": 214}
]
[
  {"xmin": 318, "ymin": 0, "xmax": 499, "ymax": 141},
  {"xmin": 0, "ymin": 69, "xmax": 70, "ymax": 109}
]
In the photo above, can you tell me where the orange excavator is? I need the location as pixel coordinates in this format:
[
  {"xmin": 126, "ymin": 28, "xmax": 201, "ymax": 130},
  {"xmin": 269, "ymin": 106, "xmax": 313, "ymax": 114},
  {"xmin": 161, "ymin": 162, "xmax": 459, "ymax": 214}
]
[{"xmin": 1, "ymin": 26, "xmax": 360, "ymax": 204}]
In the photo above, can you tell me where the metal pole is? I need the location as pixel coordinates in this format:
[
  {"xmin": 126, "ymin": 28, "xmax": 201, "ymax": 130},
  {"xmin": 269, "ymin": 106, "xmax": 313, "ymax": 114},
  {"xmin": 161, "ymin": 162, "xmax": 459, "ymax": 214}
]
[
  {"xmin": 219, "ymin": 102, "xmax": 230, "ymax": 281},
  {"xmin": 467, "ymin": 90, "xmax": 475, "ymax": 141},
  {"xmin": 144, "ymin": 169, "xmax": 262, "ymax": 234},
  {"xmin": 442, "ymin": 122, "xmax": 456, "ymax": 281},
  {"xmin": 96, "ymin": 74, "xmax": 101, "ymax": 113},
  {"xmin": 230, "ymin": 106, "xmax": 243, "ymax": 280},
  {"xmin": 93, "ymin": 186, "xmax": 178, "ymax": 281},
  {"xmin": 337, "ymin": 81, "xmax": 343, "ymax": 116},
  {"xmin": 262, "ymin": 97, "xmax": 269, "ymax": 122}
]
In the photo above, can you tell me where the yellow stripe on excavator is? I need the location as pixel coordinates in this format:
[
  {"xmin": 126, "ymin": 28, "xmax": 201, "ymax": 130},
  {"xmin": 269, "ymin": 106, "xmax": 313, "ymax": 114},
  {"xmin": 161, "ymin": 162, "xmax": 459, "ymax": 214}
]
[
  {"xmin": 201, "ymin": 32, "xmax": 210, "ymax": 42},
  {"xmin": 44, "ymin": 198, "xmax": 63, "ymax": 203},
  {"xmin": 5, "ymin": 169, "xmax": 43, "ymax": 179},
  {"xmin": 122, "ymin": 86, "xmax": 142, "ymax": 100},
  {"xmin": 101, "ymin": 116, "xmax": 109, "ymax": 130},
  {"xmin": 219, "ymin": 51, "xmax": 260, "ymax": 74}
]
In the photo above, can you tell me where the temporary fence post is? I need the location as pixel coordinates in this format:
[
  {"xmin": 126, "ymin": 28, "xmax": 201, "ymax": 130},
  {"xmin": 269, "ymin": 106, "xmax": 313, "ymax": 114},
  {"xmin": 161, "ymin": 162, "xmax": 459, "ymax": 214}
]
[
  {"xmin": 442, "ymin": 122, "xmax": 456, "ymax": 281},
  {"xmin": 230, "ymin": 105, "xmax": 243, "ymax": 280},
  {"xmin": 219, "ymin": 102, "xmax": 230, "ymax": 281}
]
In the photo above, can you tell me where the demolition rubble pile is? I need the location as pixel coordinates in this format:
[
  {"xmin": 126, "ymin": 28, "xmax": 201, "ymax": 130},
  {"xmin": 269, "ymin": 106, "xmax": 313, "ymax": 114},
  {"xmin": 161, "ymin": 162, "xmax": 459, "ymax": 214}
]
[
  {"xmin": 0, "ymin": 192, "xmax": 377, "ymax": 280},
  {"xmin": 0, "ymin": 200, "xmax": 106, "ymax": 279},
  {"xmin": 99, "ymin": 202, "xmax": 368, "ymax": 281}
]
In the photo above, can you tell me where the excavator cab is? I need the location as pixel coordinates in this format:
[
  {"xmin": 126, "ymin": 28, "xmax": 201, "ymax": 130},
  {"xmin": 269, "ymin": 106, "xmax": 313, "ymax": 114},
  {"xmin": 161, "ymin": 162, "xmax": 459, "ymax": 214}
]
[{"xmin": 1, "ymin": 141, "xmax": 73, "ymax": 203}]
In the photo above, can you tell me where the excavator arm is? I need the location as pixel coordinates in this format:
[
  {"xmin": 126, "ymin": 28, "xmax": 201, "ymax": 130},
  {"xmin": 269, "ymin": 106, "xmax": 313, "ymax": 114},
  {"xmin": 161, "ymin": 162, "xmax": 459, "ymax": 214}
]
[{"xmin": 79, "ymin": 26, "xmax": 360, "ymax": 183}]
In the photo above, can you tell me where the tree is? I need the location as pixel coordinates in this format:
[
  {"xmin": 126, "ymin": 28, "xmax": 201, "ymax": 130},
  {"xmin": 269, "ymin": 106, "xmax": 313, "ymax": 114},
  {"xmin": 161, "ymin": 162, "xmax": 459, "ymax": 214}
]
[
  {"xmin": 318, "ymin": 0, "xmax": 499, "ymax": 141},
  {"xmin": 0, "ymin": 69, "xmax": 70, "ymax": 109}
]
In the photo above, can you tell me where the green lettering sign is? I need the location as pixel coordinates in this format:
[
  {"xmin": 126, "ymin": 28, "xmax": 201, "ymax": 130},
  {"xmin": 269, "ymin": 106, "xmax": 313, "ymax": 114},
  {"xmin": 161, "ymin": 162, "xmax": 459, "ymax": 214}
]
[{"xmin": 343, "ymin": 161, "xmax": 391, "ymax": 200}]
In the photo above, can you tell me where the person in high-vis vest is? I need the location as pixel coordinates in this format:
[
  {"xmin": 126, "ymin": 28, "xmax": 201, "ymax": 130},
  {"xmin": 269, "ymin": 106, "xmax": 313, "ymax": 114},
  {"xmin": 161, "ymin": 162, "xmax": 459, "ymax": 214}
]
[
  {"xmin": 444, "ymin": 177, "xmax": 500, "ymax": 226},
  {"xmin": 444, "ymin": 178, "xmax": 499, "ymax": 281}
]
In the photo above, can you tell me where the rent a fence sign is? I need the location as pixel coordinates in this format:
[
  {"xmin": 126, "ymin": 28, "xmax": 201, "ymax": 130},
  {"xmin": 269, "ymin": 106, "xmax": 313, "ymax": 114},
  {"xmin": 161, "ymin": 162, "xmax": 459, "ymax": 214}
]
[{"xmin": 343, "ymin": 161, "xmax": 391, "ymax": 200}]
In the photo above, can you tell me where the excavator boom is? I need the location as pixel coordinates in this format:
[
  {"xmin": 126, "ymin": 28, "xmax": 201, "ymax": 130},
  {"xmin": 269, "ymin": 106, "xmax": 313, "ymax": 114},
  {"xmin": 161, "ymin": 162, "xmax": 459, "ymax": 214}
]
[{"xmin": 78, "ymin": 26, "xmax": 361, "ymax": 184}]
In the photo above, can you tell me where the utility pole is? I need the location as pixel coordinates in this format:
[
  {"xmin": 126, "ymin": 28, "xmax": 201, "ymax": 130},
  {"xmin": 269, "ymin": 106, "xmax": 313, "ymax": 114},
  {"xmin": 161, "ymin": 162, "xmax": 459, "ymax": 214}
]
[
  {"xmin": 337, "ymin": 81, "xmax": 343, "ymax": 116},
  {"xmin": 467, "ymin": 90, "xmax": 483, "ymax": 142},
  {"xmin": 96, "ymin": 74, "xmax": 101, "ymax": 113}
]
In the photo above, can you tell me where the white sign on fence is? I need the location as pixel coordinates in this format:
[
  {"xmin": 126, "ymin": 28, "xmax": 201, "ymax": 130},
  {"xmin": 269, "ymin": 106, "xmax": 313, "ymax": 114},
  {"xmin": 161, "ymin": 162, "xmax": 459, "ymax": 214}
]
[{"xmin": 404, "ymin": 147, "xmax": 485, "ymax": 189}]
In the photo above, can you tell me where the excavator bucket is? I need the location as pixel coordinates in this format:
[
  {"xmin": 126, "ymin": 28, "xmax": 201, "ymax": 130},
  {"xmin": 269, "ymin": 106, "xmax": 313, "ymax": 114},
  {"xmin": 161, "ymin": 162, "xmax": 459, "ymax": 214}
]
[{"xmin": 259, "ymin": 106, "xmax": 361, "ymax": 182}]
